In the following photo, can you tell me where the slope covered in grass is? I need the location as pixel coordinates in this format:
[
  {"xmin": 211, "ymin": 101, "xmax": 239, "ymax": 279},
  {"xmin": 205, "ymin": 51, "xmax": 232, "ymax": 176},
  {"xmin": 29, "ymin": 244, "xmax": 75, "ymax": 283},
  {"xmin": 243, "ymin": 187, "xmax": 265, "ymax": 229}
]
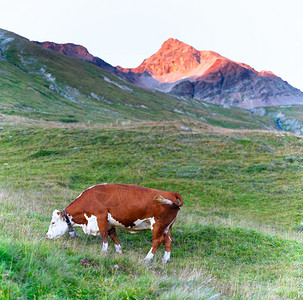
[{"xmin": 0, "ymin": 117, "xmax": 302, "ymax": 299}]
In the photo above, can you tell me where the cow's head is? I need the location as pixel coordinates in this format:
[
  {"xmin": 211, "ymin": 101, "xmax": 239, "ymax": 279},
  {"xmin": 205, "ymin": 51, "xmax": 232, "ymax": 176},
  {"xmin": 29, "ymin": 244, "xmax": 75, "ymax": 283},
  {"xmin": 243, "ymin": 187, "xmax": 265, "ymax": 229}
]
[{"xmin": 46, "ymin": 210, "xmax": 69, "ymax": 239}]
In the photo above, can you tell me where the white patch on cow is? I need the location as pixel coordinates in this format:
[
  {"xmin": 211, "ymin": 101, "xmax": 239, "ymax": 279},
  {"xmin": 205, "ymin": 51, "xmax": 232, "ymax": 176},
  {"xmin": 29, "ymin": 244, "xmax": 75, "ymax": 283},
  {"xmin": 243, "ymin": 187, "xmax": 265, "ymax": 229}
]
[
  {"xmin": 101, "ymin": 242, "xmax": 108, "ymax": 252},
  {"xmin": 133, "ymin": 217, "xmax": 156, "ymax": 231},
  {"xmin": 164, "ymin": 217, "xmax": 177, "ymax": 234},
  {"xmin": 46, "ymin": 209, "xmax": 69, "ymax": 239},
  {"xmin": 159, "ymin": 198, "xmax": 174, "ymax": 205},
  {"xmin": 163, "ymin": 251, "xmax": 171, "ymax": 263},
  {"xmin": 82, "ymin": 214, "xmax": 99, "ymax": 235},
  {"xmin": 154, "ymin": 195, "xmax": 174, "ymax": 205},
  {"xmin": 107, "ymin": 213, "xmax": 126, "ymax": 229},
  {"xmin": 108, "ymin": 213, "xmax": 155, "ymax": 232},
  {"xmin": 115, "ymin": 244, "xmax": 122, "ymax": 254},
  {"xmin": 144, "ymin": 248, "xmax": 154, "ymax": 262}
]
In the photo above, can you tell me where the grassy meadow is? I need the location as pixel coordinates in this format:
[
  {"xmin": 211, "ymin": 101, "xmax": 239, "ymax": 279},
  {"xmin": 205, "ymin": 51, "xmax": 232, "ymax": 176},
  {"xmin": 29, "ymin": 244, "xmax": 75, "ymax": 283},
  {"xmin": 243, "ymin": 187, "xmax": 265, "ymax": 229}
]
[{"xmin": 0, "ymin": 115, "xmax": 303, "ymax": 299}]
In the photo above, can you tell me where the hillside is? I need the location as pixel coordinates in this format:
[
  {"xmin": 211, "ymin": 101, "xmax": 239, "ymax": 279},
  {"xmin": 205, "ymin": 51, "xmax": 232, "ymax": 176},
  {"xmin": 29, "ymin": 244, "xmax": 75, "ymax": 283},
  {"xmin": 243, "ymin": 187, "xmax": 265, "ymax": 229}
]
[
  {"xmin": 0, "ymin": 28, "xmax": 279, "ymax": 131},
  {"xmin": 0, "ymin": 29, "xmax": 184, "ymax": 124}
]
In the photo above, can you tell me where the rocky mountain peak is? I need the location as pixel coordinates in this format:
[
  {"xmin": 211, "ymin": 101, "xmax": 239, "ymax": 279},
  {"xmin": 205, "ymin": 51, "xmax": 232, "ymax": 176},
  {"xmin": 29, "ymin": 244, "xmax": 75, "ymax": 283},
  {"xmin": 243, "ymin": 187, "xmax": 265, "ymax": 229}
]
[
  {"xmin": 159, "ymin": 38, "xmax": 197, "ymax": 53},
  {"xmin": 119, "ymin": 38, "xmax": 223, "ymax": 83}
]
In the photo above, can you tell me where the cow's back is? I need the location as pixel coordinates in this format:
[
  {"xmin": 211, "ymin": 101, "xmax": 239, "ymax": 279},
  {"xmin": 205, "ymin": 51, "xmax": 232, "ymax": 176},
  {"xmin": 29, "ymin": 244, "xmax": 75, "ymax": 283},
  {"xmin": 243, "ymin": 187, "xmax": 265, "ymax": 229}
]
[{"xmin": 92, "ymin": 184, "xmax": 179, "ymax": 224}]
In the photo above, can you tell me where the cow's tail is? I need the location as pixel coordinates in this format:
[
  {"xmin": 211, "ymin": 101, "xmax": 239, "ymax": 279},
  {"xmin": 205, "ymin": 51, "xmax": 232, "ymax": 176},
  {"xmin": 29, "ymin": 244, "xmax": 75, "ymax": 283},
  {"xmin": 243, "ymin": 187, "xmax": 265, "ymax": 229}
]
[
  {"xmin": 174, "ymin": 192, "xmax": 184, "ymax": 207},
  {"xmin": 154, "ymin": 193, "xmax": 184, "ymax": 207}
]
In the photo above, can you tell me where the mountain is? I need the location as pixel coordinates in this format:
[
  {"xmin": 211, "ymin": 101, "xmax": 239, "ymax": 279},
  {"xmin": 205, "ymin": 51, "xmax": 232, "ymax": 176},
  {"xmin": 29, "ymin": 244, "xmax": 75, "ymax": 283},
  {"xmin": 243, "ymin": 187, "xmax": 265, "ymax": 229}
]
[
  {"xmin": 118, "ymin": 38, "xmax": 303, "ymax": 109},
  {"xmin": 0, "ymin": 28, "xmax": 276, "ymax": 130},
  {"xmin": 38, "ymin": 38, "xmax": 303, "ymax": 109}
]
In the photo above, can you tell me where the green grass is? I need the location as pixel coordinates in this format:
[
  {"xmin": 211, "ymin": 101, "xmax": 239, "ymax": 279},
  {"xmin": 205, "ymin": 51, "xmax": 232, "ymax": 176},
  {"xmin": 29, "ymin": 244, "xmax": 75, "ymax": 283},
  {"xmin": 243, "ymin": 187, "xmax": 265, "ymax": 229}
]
[
  {"xmin": 1, "ymin": 119, "xmax": 302, "ymax": 228},
  {"xmin": 0, "ymin": 118, "xmax": 303, "ymax": 299}
]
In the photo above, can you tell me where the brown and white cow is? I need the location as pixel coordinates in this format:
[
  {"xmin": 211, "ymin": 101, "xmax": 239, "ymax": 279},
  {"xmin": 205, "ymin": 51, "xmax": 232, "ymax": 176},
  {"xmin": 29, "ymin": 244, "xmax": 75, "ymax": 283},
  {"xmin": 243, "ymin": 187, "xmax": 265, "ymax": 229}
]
[{"xmin": 46, "ymin": 184, "xmax": 183, "ymax": 263}]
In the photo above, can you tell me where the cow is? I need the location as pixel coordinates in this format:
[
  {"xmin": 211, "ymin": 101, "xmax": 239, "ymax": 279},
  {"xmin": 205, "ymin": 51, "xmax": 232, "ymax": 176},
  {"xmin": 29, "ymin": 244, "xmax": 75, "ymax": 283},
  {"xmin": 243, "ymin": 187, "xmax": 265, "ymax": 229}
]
[{"xmin": 46, "ymin": 184, "xmax": 183, "ymax": 263}]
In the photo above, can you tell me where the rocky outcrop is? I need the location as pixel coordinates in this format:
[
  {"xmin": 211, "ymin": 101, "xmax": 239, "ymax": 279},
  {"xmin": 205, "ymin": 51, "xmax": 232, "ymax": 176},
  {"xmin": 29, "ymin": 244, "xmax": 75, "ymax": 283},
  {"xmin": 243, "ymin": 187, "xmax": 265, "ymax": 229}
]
[
  {"xmin": 34, "ymin": 41, "xmax": 117, "ymax": 73},
  {"xmin": 34, "ymin": 41, "xmax": 94, "ymax": 61}
]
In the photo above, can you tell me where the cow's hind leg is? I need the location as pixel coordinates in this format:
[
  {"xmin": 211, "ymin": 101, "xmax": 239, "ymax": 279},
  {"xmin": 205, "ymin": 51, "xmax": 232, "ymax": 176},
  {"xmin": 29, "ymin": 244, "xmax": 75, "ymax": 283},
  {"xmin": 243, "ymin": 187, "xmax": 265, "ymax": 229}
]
[
  {"xmin": 162, "ymin": 229, "xmax": 173, "ymax": 263},
  {"xmin": 108, "ymin": 227, "xmax": 122, "ymax": 254},
  {"xmin": 144, "ymin": 225, "xmax": 165, "ymax": 262}
]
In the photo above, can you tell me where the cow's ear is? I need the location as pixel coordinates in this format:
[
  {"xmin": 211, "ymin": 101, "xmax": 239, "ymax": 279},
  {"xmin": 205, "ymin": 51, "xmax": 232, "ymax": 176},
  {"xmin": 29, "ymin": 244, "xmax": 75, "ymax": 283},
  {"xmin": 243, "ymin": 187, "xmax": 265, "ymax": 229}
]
[
  {"xmin": 57, "ymin": 211, "xmax": 65, "ymax": 220},
  {"xmin": 52, "ymin": 209, "xmax": 60, "ymax": 217}
]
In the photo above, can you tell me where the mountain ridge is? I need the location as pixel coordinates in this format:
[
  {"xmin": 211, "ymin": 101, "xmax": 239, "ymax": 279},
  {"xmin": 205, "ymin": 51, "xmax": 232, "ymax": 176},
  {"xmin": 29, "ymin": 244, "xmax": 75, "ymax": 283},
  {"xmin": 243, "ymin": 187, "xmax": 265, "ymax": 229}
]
[
  {"xmin": 1, "ymin": 28, "xmax": 277, "ymax": 131},
  {"xmin": 3, "ymin": 28, "xmax": 303, "ymax": 133},
  {"xmin": 35, "ymin": 37, "xmax": 303, "ymax": 109}
]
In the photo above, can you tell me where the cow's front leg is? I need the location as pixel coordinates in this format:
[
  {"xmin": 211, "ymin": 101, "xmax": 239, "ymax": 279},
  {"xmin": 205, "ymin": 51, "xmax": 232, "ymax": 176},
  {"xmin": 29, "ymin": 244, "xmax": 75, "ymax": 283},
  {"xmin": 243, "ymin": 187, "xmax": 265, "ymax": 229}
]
[
  {"xmin": 97, "ymin": 216, "xmax": 109, "ymax": 253},
  {"xmin": 108, "ymin": 227, "xmax": 122, "ymax": 254}
]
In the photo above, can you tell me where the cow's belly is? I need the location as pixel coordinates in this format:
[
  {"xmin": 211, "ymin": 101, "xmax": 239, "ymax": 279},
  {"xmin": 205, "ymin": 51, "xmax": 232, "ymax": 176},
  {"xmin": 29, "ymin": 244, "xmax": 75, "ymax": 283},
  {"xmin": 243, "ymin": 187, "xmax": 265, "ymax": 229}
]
[
  {"xmin": 108, "ymin": 213, "xmax": 155, "ymax": 232},
  {"xmin": 77, "ymin": 213, "xmax": 156, "ymax": 236}
]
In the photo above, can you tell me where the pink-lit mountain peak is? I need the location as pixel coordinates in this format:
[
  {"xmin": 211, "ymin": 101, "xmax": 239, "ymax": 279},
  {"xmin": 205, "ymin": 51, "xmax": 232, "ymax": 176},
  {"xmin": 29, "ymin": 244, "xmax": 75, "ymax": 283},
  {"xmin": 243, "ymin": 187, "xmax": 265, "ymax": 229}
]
[
  {"xmin": 159, "ymin": 38, "xmax": 199, "ymax": 54},
  {"xmin": 118, "ymin": 38, "xmax": 280, "ymax": 85},
  {"xmin": 118, "ymin": 38, "xmax": 228, "ymax": 83}
]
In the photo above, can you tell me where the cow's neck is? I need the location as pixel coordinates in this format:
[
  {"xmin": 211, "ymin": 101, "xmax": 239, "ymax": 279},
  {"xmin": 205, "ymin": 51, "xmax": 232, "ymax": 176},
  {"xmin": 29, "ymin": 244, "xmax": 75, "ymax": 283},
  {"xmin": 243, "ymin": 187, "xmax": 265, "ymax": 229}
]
[{"xmin": 65, "ymin": 190, "xmax": 91, "ymax": 225}]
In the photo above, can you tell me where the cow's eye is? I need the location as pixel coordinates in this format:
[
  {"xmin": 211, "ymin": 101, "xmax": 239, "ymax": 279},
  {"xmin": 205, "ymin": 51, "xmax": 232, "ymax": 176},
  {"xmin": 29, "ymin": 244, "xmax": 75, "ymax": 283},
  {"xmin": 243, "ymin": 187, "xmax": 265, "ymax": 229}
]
[{"xmin": 51, "ymin": 222, "xmax": 55, "ymax": 225}]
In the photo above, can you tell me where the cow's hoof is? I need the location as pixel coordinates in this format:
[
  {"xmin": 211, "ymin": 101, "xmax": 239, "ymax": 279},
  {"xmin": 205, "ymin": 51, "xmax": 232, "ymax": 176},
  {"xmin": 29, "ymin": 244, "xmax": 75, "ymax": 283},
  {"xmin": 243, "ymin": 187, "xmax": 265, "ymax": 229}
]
[
  {"xmin": 115, "ymin": 244, "xmax": 122, "ymax": 254},
  {"xmin": 162, "ymin": 252, "xmax": 171, "ymax": 263}
]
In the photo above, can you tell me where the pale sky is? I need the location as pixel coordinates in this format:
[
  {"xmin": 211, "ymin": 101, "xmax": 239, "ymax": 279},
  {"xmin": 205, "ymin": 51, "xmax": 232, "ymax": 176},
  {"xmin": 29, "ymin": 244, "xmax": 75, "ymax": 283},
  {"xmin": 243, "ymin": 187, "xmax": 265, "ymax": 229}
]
[{"xmin": 1, "ymin": 0, "xmax": 303, "ymax": 91}]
